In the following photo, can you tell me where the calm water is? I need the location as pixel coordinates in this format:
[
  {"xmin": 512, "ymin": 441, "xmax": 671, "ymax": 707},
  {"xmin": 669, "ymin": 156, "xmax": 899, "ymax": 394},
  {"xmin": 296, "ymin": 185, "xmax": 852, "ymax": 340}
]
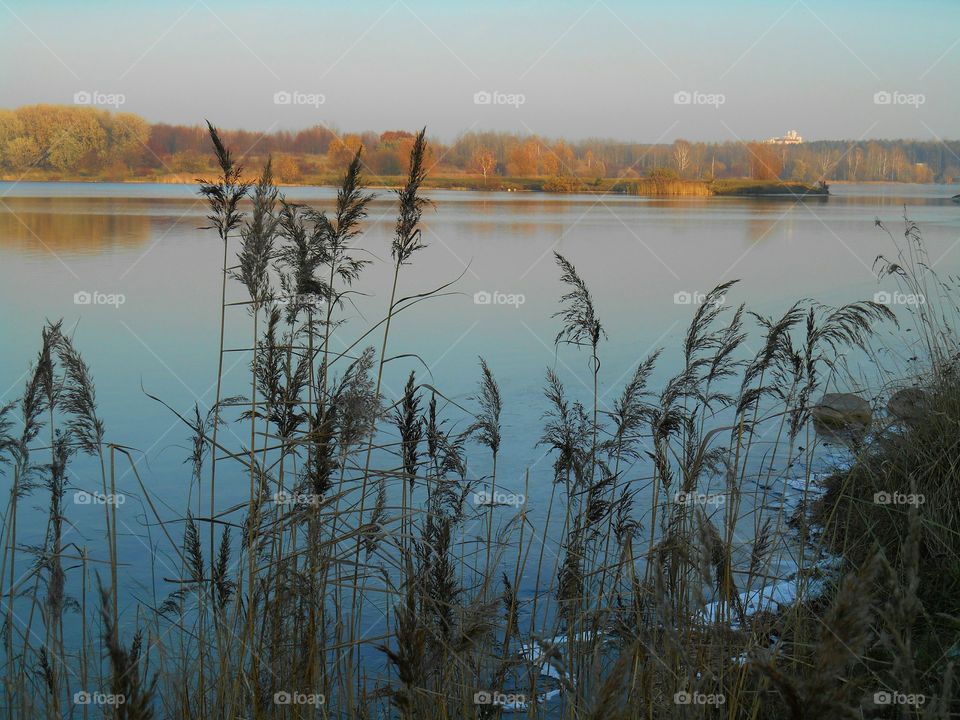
[{"xmin": 1, "ymin": 181, "xmax": 958, "ymax": 636}]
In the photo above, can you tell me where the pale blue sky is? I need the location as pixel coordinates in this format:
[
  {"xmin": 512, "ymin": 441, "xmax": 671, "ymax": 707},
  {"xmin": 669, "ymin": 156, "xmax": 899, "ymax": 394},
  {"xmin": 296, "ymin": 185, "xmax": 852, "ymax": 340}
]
[{"xmin": 1, "ymin": 0, "xmax": 957, "ymax": 142}]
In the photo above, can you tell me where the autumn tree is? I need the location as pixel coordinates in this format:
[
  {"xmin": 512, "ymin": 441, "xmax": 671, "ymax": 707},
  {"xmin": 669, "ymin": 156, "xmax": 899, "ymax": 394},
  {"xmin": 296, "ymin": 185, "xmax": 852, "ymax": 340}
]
[
  {"xmin": 578, "ymin": 149, "xmax": 605, "ymax": 180},
  {"xmin": 747, "ymin": 142, "xmax": 782, "ymax": 181},
  {"xmin": 15, "ymin": 105, "xmax": 68, "ymax": 153},
  {"xmin": 11, "ymin": 105, "xmax": 106, "ymax": 171},
  {"xmin": 271, "ymin": 153, "xmax": 301, "ymax": 182},
  {"xmin": 380, "ymin": 130, "xmax": 414, "ymax": 144},
  {"xmin": 507, "ymin": 140, "xmax": 538, "ymax": 176},
  {"xmin": 104, "ymin": 112, "xmax": 149, "ymax": 166},
  {"xmin": 397, "ymin": 134, "xmax": 435, "ymax": 174},
  {"xmin": 790, "ymin": 158, "xmax": 811, "ymax": 182},
  {"xmin": 327, "ymin": 134, "xmax": 364, "ymax": 169},
  {"xmin": 0, "ymin": 110, "xmax": 23, "ymax": 164},
  {"xmin": 540, "ymin": 152, "xmax": 560, "ymax": 176},
  {"xmin": 914, "ymin": 163, "xmax": 934, "ymax": 183},
  {"xmin": 51, "ymin": 112, "xmax": 106, "ymax": 171},
  {"xmin": 290, "ymin": 126, "xmax": 335, "ymax": 155},
  {"xmin": 550, "ymin": 141, "xmax": 576, "ymax": 173},
  {"xmin": 4, "ymin": 137, "xmax": 40, "ymax": 170}
]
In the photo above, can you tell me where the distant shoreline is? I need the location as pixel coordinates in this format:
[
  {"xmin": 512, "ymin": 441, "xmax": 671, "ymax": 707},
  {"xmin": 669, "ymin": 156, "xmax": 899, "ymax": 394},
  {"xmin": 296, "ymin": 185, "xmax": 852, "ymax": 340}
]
[
  {"xmin": 0, "ymin": 174, "xmax": 842, "ymax": 197},
  {"xmin": 4, "ymin": 174, "xmax": 957, "ymax": 199}
]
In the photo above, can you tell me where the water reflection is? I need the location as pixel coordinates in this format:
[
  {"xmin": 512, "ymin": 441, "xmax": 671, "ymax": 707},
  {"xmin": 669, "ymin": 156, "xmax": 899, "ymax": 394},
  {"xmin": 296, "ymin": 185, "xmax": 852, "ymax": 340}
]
[
  {"xmin": 746, "ymin": 214, "xmax": 785, "ymax": 244},
  {"xmin": 461, "ymin": 220, "xmax": 545, "ymax": 238},
  {"xmin": 0, "ymin": 197, "xmax": 154, "ymax": 255}
]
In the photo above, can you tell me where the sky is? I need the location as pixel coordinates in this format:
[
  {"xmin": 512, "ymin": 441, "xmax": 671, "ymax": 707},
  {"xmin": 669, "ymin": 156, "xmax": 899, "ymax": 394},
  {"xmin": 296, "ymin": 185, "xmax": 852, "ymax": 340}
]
[{"xmin": 1, "ymin": 0, "xmax": 958, "ymax": 143}]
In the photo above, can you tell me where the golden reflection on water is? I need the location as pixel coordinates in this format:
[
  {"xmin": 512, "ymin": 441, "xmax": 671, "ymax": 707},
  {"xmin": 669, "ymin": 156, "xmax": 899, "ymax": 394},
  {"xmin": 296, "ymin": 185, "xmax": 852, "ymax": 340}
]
[
  {"xmin": 746, "ymin": 215, "xmax": 783, "ymax": 244},
  {"xmin": 4, "ymin": 190, "xmax": 933, "ymax": 257},
  {"xmin": 460, "ymin": 220, "xmax": 545, "ymax": 238},
  {"xmin": 0, "ymin": 197, "xmax": 159, "ymax": 254}
]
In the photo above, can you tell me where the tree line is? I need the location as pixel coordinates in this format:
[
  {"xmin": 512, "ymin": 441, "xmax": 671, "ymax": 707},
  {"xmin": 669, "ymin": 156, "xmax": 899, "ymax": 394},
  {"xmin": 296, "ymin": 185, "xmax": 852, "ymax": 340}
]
[{"xmin": 1, "ymin": 104, "xmax": 957, "ymax": 184}]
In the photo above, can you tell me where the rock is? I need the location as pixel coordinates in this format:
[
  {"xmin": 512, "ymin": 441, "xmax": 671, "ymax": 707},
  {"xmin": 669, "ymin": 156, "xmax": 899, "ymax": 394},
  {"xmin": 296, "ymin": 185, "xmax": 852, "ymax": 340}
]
[
  {"xmin": 812, "ymin": 393, "xmax": 872, "ymax": 431},
  {"xmin": 887, "ymin": 387, "xmax": 928, "ymax": 422}
]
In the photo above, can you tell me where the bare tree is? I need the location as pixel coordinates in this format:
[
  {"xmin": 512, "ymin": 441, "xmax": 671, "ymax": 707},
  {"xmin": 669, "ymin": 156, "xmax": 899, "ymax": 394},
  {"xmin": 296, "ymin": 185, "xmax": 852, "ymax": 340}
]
[
  {"xmin": 672, "ymin": 139, "xmax": 691, "ymax": 177},
  {"xmin": 470, "ymin": 147, "xmax": 496, "ymax": 185}
]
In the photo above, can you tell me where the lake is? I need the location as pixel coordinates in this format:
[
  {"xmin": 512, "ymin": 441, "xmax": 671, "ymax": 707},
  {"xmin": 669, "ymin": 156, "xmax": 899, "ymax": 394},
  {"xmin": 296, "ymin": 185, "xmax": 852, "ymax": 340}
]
[{"xmin": 1, "ymin": 180, "xmax": 958, "ymax": 644}]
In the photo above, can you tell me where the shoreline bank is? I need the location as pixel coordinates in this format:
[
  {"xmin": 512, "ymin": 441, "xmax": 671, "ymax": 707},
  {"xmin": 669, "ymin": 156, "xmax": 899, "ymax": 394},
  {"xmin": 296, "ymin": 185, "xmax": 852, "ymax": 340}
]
[{"xmin": 0, "ymin": 174, "xmax": 836, "ymax": 197}]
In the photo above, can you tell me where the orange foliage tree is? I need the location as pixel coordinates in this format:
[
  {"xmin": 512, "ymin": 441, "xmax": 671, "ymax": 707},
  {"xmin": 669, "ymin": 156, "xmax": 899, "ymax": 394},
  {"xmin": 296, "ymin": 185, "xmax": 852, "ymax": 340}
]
[
  {"xmin": 327, "ymin": 134, "xmax": 364, "ymax": 169},
  {"xmin": 747, "ymin": 142, "xmax": 783, "ymax": 181}
]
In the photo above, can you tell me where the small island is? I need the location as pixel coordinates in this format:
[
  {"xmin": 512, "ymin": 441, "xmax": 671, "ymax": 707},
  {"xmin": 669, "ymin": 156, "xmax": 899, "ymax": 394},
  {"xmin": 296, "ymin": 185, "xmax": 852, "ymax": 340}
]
[{"xmin": 708, "ymin": 179, "xmax": 830, "ymax": 196}]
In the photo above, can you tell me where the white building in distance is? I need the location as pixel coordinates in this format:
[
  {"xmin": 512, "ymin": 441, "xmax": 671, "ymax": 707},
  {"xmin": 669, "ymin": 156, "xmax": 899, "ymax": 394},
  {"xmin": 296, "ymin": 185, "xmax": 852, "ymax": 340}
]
[{"xmin": 765, "ymin": 130, "xmax": 803, "ymax": 145}]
